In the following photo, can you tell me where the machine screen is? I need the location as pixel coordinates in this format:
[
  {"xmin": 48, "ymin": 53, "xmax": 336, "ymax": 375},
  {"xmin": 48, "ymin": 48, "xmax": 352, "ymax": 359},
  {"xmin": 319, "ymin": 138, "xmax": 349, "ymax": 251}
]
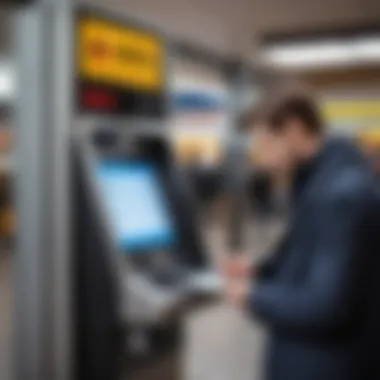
[{"xmin": 97, "ymin": 160, "xmax": 176, "ymax": 252}]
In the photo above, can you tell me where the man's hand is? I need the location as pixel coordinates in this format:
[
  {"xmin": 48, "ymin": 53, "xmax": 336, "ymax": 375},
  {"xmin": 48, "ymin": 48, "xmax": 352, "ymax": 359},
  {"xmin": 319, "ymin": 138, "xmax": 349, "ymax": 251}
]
[
  {"xmin": 222, "ymin": 254, "xmax": 253, "ymax": 281},
  {"xmin": 226, "ymin": 280, "xmax": 251, "ymax": 309}
]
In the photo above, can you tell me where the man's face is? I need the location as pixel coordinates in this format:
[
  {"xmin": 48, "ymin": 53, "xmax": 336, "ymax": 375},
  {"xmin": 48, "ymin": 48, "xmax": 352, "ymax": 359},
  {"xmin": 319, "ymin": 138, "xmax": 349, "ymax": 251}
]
[{"xmin": 252, "ymin": 121, "xmax": 298, "ymax": 174}]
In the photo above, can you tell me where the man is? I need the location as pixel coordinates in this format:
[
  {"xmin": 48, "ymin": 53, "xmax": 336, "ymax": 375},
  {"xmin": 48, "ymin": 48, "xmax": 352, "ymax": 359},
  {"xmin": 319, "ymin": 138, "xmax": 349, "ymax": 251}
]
[{"xmin": 225, "ymin": 89, "xmax": 380, "ymax": 380}]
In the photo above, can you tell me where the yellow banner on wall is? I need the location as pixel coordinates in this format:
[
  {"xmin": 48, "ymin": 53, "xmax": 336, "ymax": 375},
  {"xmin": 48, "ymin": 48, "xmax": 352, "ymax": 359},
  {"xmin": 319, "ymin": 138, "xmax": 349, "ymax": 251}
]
[
  {"xmin": 77, "ymin": 15, "xmax": 164, "ymax": 92},
  {"xmin": 323, "ymin": 100, "xmax": 380, "ymax": 121}
]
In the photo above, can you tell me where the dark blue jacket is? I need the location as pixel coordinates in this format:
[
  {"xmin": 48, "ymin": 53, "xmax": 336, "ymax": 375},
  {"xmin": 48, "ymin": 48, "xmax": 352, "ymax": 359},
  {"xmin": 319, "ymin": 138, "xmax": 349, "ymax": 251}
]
[{"xmin": 250, "ymin": 138, "xmax": 380, "ymax": 380}]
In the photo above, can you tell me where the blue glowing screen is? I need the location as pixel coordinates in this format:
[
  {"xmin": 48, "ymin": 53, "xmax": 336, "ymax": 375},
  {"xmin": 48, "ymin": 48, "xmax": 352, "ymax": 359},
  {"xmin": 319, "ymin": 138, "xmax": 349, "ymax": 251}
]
[{"xmin": 97, "ymin": 161, "xmax": 176, "ymax": 252}]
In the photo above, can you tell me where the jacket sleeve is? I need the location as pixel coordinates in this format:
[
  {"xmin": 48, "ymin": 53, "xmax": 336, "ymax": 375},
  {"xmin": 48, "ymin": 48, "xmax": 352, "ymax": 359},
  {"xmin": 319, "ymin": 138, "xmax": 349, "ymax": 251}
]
[
  {"xmin": 249, "ymin": 179, "xmax": 369, "ymax": 332},
  {"xmin": 256, "ymin": 233, "xmax": 291, "ymax": 280}
]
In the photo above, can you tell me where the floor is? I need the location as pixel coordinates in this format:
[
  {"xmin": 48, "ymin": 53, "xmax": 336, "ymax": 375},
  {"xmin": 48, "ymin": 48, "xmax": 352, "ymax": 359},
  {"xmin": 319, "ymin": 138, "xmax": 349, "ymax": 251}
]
[{"xmin": 182, "ymin": 303, "xmax": 266, "ymax": 380}]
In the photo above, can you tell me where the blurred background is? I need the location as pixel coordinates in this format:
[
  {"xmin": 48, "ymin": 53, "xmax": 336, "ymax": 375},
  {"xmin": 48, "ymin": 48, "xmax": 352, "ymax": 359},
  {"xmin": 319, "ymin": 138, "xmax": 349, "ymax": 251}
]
[{"xmin": 2, "ymin": 1, "xmax": 380, "ymax": 380}]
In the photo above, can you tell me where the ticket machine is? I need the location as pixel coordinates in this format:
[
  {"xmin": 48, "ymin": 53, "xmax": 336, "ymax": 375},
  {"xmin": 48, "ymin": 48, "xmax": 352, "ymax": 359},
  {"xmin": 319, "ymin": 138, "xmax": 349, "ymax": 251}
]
[
  {"xmin": 73, "ymin": 127, "xmax": 223, "ymax": 379},
  {"xmin": 73, "ymin": 7, "xmax": 224, "ymax": 370}
]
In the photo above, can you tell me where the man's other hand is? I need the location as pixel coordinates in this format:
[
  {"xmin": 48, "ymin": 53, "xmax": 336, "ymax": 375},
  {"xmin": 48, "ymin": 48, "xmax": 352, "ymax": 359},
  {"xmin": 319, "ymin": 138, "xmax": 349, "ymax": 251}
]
[{"xmin": 222, "ymin": 255, "xmax": 253, "ymax": 281}]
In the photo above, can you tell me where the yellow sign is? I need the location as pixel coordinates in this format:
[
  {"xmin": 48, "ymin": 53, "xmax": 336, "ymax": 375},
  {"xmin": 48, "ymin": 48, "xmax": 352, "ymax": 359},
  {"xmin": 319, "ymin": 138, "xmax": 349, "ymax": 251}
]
[
  {"xmin": 77, "ymin": 15, "xmax": 164, "ymax": 92},
  {"xmin": 323, "ymin": 100, "xmax": 380, "ymax": 121}
]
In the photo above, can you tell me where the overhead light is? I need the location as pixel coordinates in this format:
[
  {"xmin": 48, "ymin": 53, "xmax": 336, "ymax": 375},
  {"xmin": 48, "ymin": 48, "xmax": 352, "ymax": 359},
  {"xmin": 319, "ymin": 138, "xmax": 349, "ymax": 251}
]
[
  {"xmin": 354, "ymin": 37, "xmax": 380, "ymax": 61},
  {"xmin": 262, "ymin": 36, "xmax": 380, "ymax": 69}
]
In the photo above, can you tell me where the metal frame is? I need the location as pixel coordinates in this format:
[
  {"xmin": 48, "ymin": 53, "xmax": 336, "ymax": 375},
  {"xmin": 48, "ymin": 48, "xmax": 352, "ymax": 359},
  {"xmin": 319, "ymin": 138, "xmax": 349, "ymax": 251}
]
[
  {"xmin": 14, "ymin": 1, "xmax": 74, "ymax": 380},
  {"xmin": 14, "ymin": 8, "xmax": 50, "ymax": 380}
]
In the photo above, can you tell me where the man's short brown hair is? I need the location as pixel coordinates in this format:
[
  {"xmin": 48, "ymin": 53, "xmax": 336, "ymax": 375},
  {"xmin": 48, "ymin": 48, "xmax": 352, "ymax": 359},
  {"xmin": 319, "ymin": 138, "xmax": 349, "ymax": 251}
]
[{"xmin": 243, "ymin": 87, "xmax": 324, "ymax": 135}]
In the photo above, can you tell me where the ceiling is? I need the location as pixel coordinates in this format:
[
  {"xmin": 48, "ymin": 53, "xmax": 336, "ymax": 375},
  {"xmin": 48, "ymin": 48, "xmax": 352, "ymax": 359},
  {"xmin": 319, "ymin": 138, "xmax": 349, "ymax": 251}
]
[
  {"xmin": 1, "ymin": 1, "xmax": 380, "ymax": 60},
  {"xmin": 91, "ymin": 0, "xmax": 380, "ymax": 59},
  {"xmin": 251, "ymin": 0, "xmax": 380, "ymax": 33}
]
